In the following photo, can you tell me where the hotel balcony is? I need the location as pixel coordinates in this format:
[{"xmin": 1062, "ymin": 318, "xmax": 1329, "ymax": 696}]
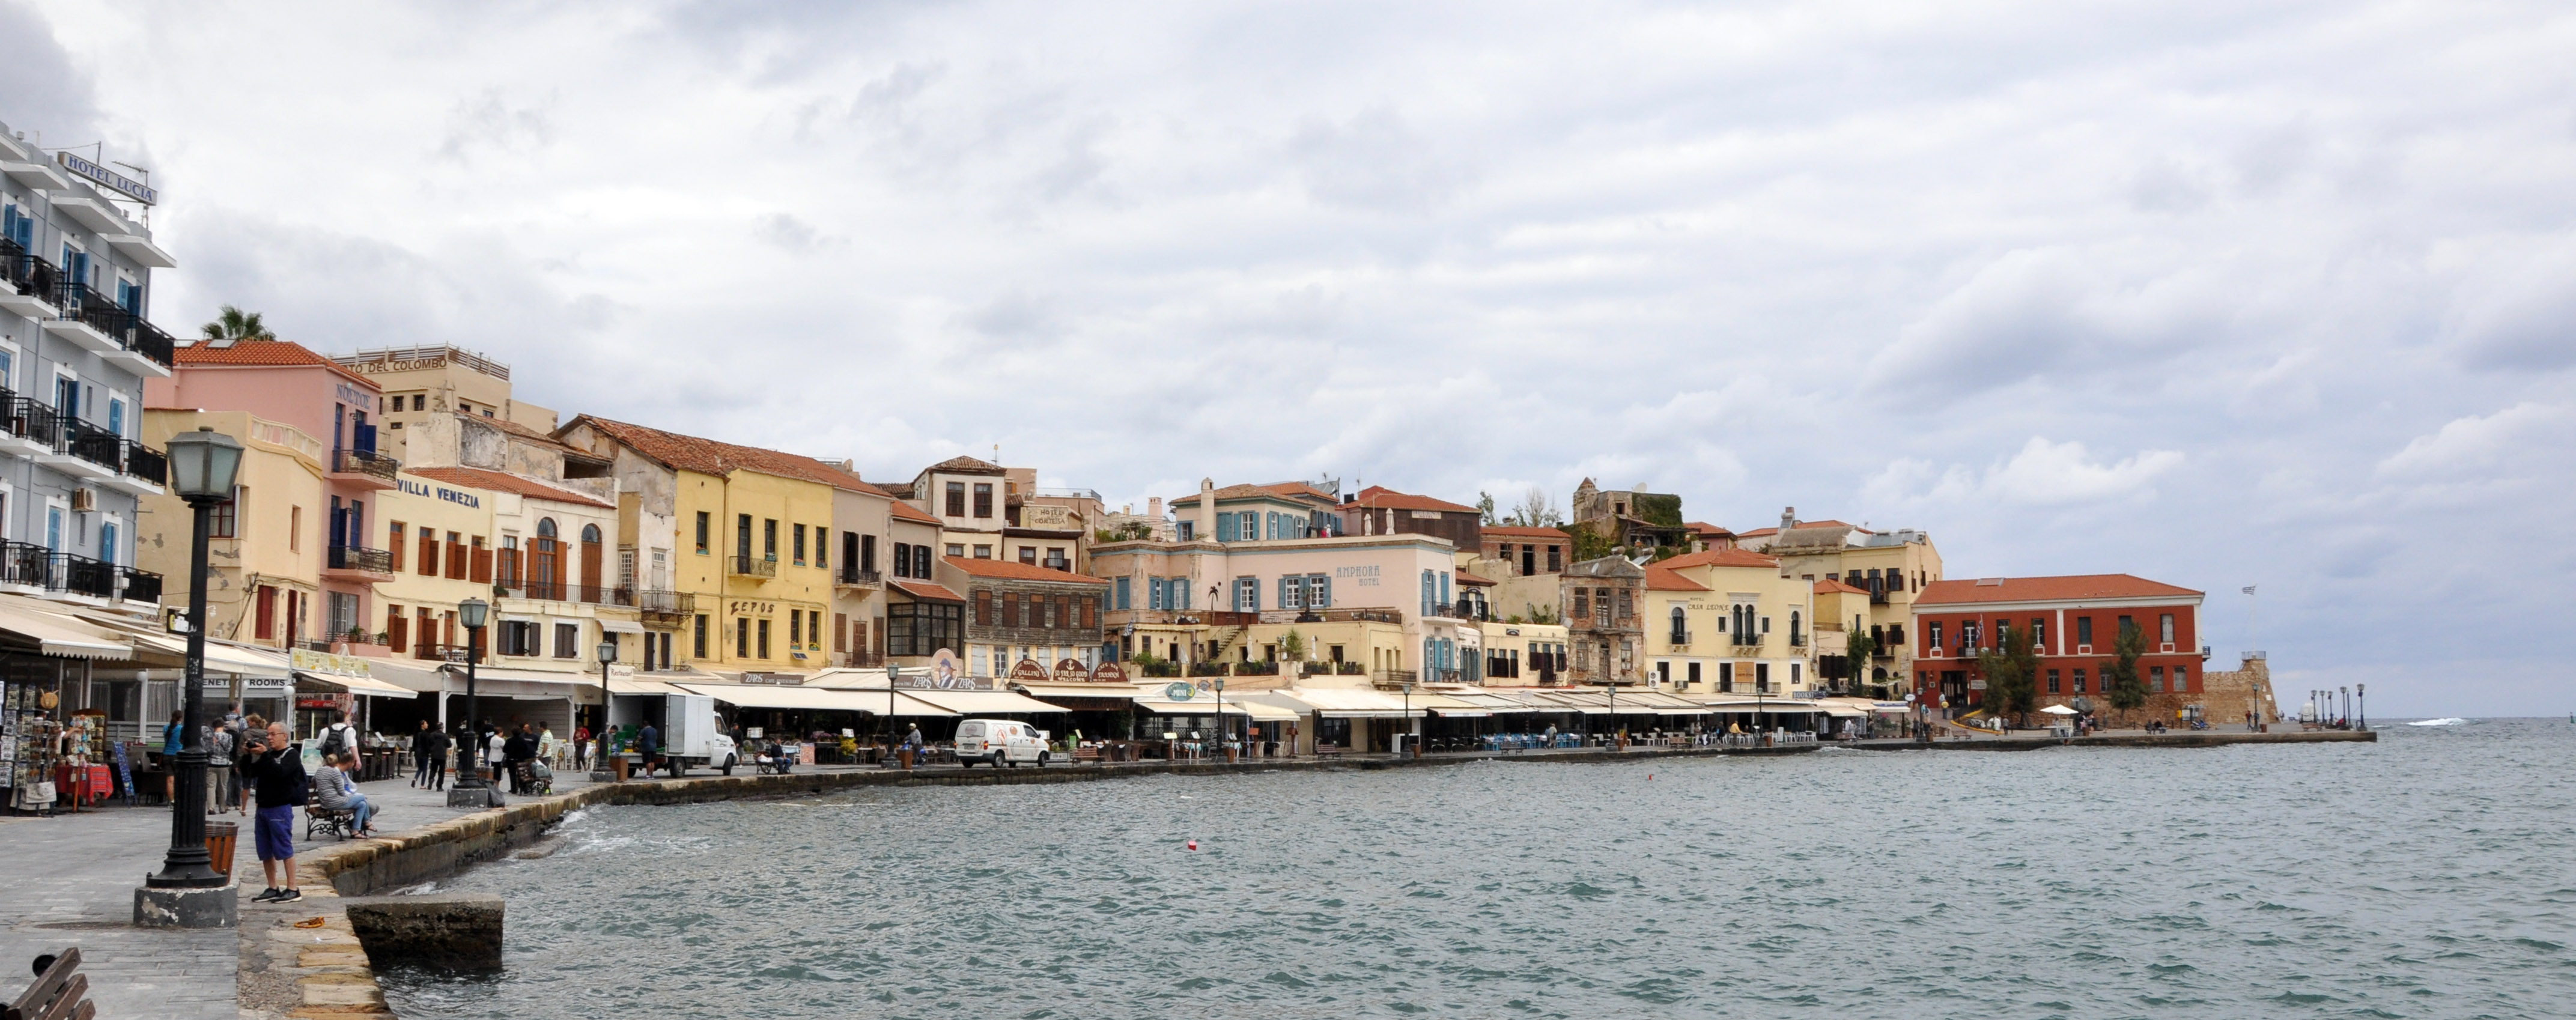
[
  {"xmin": 97, "ymin": 439, "xmax": 166, "ymax": 497},
  {"xmin": 0, "ymin": 394, "xmax": 50, "ymax": 458},
  {"xmin": 729, "ymin": 554, "xmax": 777, "ymax": 580},
  {"xmin": 323, "ymin": 544, "xmax": 396, "ymax": 582},
  {"xmin": 34, "ymin": 417, "xmax": 124, "ymax": 482},
  {"xmin": 0, "ymin": 540, "xmax": 157, "ymax": 604},
  {"xmin": 40, "ymin": 283, "xmax": 175, "ymax": 377},
  {"xmin": 636, "ymin": 589, "xmax": 695, "ymax": 627},
  {"xmin": 327, "ymin": 448, "xmax": 401, "ymax": 489},
  {"xmin": 834, "ymin": 566, "xmax": 882, "ymax": 590},
  {"xmin": 0, "ymin": 241, "xmax": 62, "ymax": 320}
]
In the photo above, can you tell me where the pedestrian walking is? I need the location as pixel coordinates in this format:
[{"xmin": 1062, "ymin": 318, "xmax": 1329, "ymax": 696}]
[
  {"xmin": 236, "ymin": 713, "xmax": 269, "ymax": 814},
  {"xmin": 206, "ymin": 720, "xmax": 237, "ymax": 813},
  {"xmin": 409, "ymin": 721, "xmax": 432, "ymax": 787},
  {"xmin": 573, "ymin": 725, "xmax": 591, "ymax": 771},
  {"xmin": 242, "ymin": 721, "xmax": 306, "ymax": 903},
  {"xmin": 505, "ymin": 724, "xmax": 537, "ymax": 793},
  {"xmin": 636, "ymin": 720, "xmax": 661, "ymax": 777},
  {"xmin": 423, "ymin": 725, "xmax": 451, "ymax": 791},
  {"xmin": 484, "ymin": 726, "xmax": 508, "ymax": 786}
]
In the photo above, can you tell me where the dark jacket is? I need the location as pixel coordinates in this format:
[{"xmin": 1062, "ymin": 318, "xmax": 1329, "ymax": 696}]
[
  {"xmin": 421, "ymin": 730, "xmax": 451, "ymax": 759},
  {"xmin": 244, "ymin": 744, "xmax": 309, "ymax": 810},
  {"xmin": 637, "ymin": 724, "xmax": 660, "ymax": 754},
  {"xmin": 504, "ymin": 732, "xmax": 536, "ymax": 762}
]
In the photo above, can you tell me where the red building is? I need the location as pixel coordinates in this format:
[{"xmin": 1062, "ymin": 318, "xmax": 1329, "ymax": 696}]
[{"xmin": 1911, "ymin": 574, "xmax": 2204, "ymax": 714}]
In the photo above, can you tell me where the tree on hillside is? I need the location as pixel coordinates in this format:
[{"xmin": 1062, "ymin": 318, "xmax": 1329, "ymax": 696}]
[
  {"xmin": 2103, "ymin": 620, "xmax": 2150, "ymax": 724},
  {"xmin": 199, "ymin": 305, "xmax": 275, "ymax": 342},
  {"xmin": 1510, "ymin": 487, "xmax": 1563, "ymax": 527},
  {"xmin": 1843, "ymin": 625, "xmax": 1877, "ymax": 696},
  {"xmin": 1976, "ymin": 621, "xmax": 2040, "ymax": 726}
]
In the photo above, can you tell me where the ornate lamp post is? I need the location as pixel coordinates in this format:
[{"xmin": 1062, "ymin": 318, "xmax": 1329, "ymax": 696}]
[
  {"xmin": 448, "ymin": 598, "xmax": 497, "ymax": 807},
  {"xmin": 144, "ymin": 427, "xmax": 244, "ymax": 896},
  {"xmin": 1213, "ymin": 676, "xmax": 1227, "ymax": 762},
  {"xmin": 594, "ymin": 637, "xmax": 617, "ymax": 779},
  {"xmin": 2356, "ymin": 683, "xmax": 2366, "ymax": 730}
]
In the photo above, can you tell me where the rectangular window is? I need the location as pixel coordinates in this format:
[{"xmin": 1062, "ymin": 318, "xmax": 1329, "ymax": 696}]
[
  {"xmin": 1019, "ymin": 546, "xmax": 1037, "ymax": 565},
  {"xmin": 793, "ymin": 524, "xmax": 807, "ymax": 565},
  {"xmin": 1043, "ymin": 597, "xmax": 1058, "ymax": 629},
  {"xmin": 386, "ymin": 521, "xmax": 403, "ymax": 568},
  {"xmin": 693, "ymin": 615, "xmax": 708, "ymax": 659},
  {"xmin": 812, "ymin": 526, "xmax": 827, "ymax": 567},
  {"xmin": 288, "ymin": 506, "xmax": 302, "ymax": 552},
  {"xmin": 976, "ymin": 590, "xmax": 994, "ymax": 627},
  {"xmin": 1548, "ymin": 545, "xmax": 1562, "ymax": 572},
  {"xmin": 2149, "ymin": 666, "xmax": 2165, "ymax": 692},
  {"xmin": 2160, "ymin": 613, "xmax": 2175, "ymax": 644},
  {"xmin": 892, "ymin": 542, "xmax": 911, "ymax": 578},
  {"xmin": 1928, "ymin": 621, "xmax": 1943, "ymax": 650},
  {"xmin": 946, "ymin": 481, "xmax": 967, "ymax": 517},
  {"xmin": 791, "ymin": 610, "xmax": 803, "ymax": 646},
  {"xmin": 763, "ymin": 519, "xmax": 777, "ymax": 561},
  {"xmin": 418, "ymin": 527, "xmax": 439, "ymax": 575},
  {"xmin": 1755, "ymin": 662, "xmax": 1770, "ymax": 693},
  {"xmin": 737, "ymin": 514, "xmax": 753, "ymax": 562},
  {"xmin": 736, "ymin": 617, "xmax": 750, "ymax": 658},
  {"xmin": 2171, "ymin": 664, "xmax": 2189, "ymax": 691},
  {"xmin": 758, "ymin": 618, "xmax": 772, "ymax": 658},
  {"xmin": 1573, "ymin": 588, "xmax": 1590, "ymax": 620},
  {"xmin": 446, "ymin": 532, "xmax": 467, "ymax": 580},
  {"xmin": 555, "ymin": 623, "xmax": 580, "ymax": 658},
  {"xmin": 1236, "ymin": 577, "xmax": 1259, "ymax": 612},
  {"xmin": 860, "ymin": 534, "xmax": 876, "ymax": 572},
  {"xmin": 2079, "ymin": 616, "xmax": 2095, "ymax": 647},
  {"xmin": 973, "ymin": 482, "xmax": 993, "ymax": 518},
  {"xmin": 695, "ymin": 512, "xmax": 710, "ymax": 553},
  {"xmin": 1115, "ymin": 576, "xmax": 1131, "ymax": 611},
  {"xmin": 2073, "ymin": 668, "xmax": 2088, "ymax": 693},
  {"xmin": 915, "ymin": 545, "xmax": 932, "ymax": 578},
  {"xmin": 470, "ymin": 536, "xmax": 491, "ymax": 583},
  {"xmin": 2047, "ymin": 669, "xmax": 2061, "ymax": 693},
  {"xmin": 2118, "ymin": 615, "xmax": 2137, "ymax": 640}
]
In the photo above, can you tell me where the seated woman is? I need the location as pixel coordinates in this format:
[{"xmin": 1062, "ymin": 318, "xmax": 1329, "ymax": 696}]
[{"xmin": 314, "ymin": 752, "xmax": 378, "ymax": 836}]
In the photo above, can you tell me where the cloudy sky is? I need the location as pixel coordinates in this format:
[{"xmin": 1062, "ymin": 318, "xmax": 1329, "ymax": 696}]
[{"xmin": 10, "ymin": 1, "xmax": 2571, "ymax": 715}]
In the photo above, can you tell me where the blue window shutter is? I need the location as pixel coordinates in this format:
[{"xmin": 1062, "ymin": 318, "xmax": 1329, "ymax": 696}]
[
  {"xmin": 1441, "ymin": 572, "xmax": 1451, "ymax": 605},
  {"xmin": 1277, "ymin": 576, "xmax": 1290, "ymax": 608},
  {"xmin": 1217, "ymin": 514, "xmax": 1233, "ymax": 543},
  {"xmin": 1315, "ymin": 574, "xmax": 1331, "ymax": 608}
]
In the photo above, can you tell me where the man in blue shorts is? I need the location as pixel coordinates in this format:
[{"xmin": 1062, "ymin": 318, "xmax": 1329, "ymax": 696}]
[{"xmin": 242, "ymin": 721, "xmax": 307, "ymax": 903}]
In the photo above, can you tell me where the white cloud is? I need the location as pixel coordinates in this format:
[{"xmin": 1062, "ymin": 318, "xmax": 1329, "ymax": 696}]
[
  {"xmin": 2377, "ymin": 402, "xmax": 2574, "ymax": 481},
  {"xmin": 1865, "ymin": 438, "xmax": 2184, "ymax": 507}
]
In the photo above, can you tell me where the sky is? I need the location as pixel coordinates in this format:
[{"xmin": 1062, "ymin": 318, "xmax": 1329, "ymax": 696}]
[{"xmin": 7, "ymin": 0, "xmax": 2571, "ymax": 717}]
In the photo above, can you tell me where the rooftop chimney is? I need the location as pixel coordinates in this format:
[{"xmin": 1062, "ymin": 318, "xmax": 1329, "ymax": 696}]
[
  {"xmin": 1197, "ymin": 479, "xmax": 1216, "ymax": 542},
  {"xmin": 1147, "ymin": 496, "xmax": 1162, "ymax": 520},
  {"xmin": 1781, "ymin": 506, "xmax": 1796, "ymax": 532}
]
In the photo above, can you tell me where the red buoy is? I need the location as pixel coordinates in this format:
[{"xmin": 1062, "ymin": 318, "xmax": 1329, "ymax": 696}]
[{"xmin": 1186, "ymin": 839, "xmax": 1198, "ymax": 851}]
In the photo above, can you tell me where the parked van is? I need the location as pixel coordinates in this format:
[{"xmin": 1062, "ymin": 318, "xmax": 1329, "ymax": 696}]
[{"xmin": 955, "ymin": 718, "xmax": 1051, "ymax": 767}]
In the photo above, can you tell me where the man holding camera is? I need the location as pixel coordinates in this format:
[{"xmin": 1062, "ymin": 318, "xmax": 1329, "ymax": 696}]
[{"xmin": 241, "ymin": 721, "xmax": 308, "ymax": 903}]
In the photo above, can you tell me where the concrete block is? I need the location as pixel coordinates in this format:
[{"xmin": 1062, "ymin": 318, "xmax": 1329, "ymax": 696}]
[
  {"xmin": 133, "ymin": 877, "xmax": 240, "ymax": 929},
  {"xmin": 342, "ymin": 893, "xmax": 503, "ymax": 970}
]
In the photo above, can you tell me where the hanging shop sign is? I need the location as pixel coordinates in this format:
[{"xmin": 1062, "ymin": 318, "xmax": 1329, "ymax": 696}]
[
  {"xmin": 1009, "ymin": 658, "xmax": 1052, "ymax": 684},
  {"xmin": 290, "ymin": 648, "xmax": 374, "ymax": 678},
  {"xmin": 1087, "ymin": 660, "xmax": 1128, "ymax": 684},
  {"xmin": 1051, "ymin": 659, "xmax": 1088, "ymax": 684}
]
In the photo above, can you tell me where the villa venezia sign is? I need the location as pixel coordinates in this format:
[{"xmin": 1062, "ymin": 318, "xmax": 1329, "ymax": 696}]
[
  {"xmin": 396, "ymin": 478, "xmax": 481, "ymax": 508},
  {"xmin": 56, "ymin": 151, "xmax": 157, "ymax": 205}
]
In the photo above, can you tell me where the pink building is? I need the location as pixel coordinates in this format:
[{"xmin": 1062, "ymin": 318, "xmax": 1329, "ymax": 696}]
[{"xmin": 145, "ymin": 338, "xmax": 398, "ymax": 642}]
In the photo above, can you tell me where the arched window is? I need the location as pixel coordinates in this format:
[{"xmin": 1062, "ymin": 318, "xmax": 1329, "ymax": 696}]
[
  {"xmin": 531, "ymin": 518, "xmax": 561, "ymax": 599},
  {"xmin": 1790, "ymin": 610, "xmax": 1802, "ymax": 645},
  {"xmin": 536, "ymin": 518, "xmax": 557, "ymax": 538},
  {"xmin": 1669, "ymin": 605, "xmax": 1687, "ymax": 643},
  {"xmin": 579, "ymin": 522, "xmax": 605, "ymax": 599},
  {"xmin": 580, "ymin": 523, "xmax": 601, "ymax": 543}
]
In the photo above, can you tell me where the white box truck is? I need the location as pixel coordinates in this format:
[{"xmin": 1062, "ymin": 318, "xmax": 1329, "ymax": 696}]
[{"xmin": 657, "ymin": 694, "xmax": 738, "ymax": 776}]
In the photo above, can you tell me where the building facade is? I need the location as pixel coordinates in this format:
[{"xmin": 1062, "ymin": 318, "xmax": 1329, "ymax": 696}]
[
  {"xmin": 1748, "ymin": 508, "xmax": 1943, "ymax": 697},
  {"xmin": 939, "ymin": 556, "xmax": 1109, "ymax": 678},
  {"xmin": 1911, "ymin": 574, "xmax": 2205, "ymax": 718},
  {"xmin": 0, "ymin": 123, "xmax": 177, "ymax": 616},
  {"xmin": 1639, "ymin": 548, "xmax": 1817, "ymax": 697},
  {"xmin": 1560, "ymin": 556, "xmax": 1646, "ymax": 685}
]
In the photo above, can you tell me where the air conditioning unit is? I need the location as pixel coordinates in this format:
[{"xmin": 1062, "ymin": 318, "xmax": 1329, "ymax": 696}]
[{"xmin": 69, "ymin": 488, "xmax": 96, "ymax": 513}]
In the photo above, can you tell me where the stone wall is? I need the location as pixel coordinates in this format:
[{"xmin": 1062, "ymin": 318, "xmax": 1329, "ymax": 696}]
[{"xmin": 2196, "ymin": 654, "xmax": 2280, "ymax": 723}]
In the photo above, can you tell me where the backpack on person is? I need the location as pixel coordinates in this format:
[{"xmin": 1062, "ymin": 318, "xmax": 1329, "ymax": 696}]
[{"xmin": 320, "ymin": 723, "xmax": 352, "ymax": 760}]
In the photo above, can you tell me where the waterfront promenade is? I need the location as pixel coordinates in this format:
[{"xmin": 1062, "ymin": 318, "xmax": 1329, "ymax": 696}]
[{"xmin": 0, "ymin": 728, "xmax": 2369, "ymax": 1019}]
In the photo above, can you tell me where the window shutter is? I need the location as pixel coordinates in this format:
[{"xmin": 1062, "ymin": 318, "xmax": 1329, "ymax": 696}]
[{"xmin": 1314, "ymin": 574, "xmax": 1331, "ymax": 609}]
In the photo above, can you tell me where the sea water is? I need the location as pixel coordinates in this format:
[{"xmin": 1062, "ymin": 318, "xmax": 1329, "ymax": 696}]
[{"xmin": 380, "ymin": 719, "xmax": 2575, "ymax": 1019}]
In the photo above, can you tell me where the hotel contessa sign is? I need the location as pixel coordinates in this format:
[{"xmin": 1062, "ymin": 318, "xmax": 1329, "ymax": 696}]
[{"xmin": 397, "ymin": 477, "xmax": 481, "ymax": 508}]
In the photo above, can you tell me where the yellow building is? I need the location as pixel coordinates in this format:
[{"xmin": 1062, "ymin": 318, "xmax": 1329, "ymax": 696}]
[
  {"xmin": 560, "ymin": 417, "xmax": 860, "ymax": 680},
  {"xmin": 1641, "ymin": 548, "xmax": 1817, "ymax": 698},
  {"xmin": 1741, "ymin": 509, "xmax": 1943, "ymax": 696},
  {"xmin": 137, "ymin": 410, "xmax": 335, "ymax": 646}
]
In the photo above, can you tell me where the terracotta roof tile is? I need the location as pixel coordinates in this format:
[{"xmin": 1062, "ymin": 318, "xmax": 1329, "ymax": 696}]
[
  {"xmin": 922, "ymin": 455, "xmax": 1005, "ymax": 475},
  {"xmin": 1645, "ymin": 565, "xmax": 1710, "ymax": 591},
  {"xmin": 567, "ymin": 416, "xmax": 869, "ymax": 491},
  {"xmin": 1812, "ymin": 578, "xmax": 1868, "ymax": 595},
  {"xmin": 1171, "ymin": 482, "xmax": 1309, "ymax": 507},
  {"xmin": 892, "ymin": 580, "xmax": 965, "ymax": 602},
  {"xmin": 404, "ymin": 467, "xmax": 615, "ymax": 509},
  {"xmin": 889, "ymin": 501, "xmax": 940, "ymax": 524},
  {"xmin": 174, "ymin": 339, "xmax": 377, "ymax": 387},
  {"xmin": 1655, "ymin": 548, "xmax": 1781, "ymax": 570},
  {"xmin": 1347, "ymin": 485, "xmax": 1478, "ymax": 514},
  {"xmin": 1482, "ymin": 526, "xmax": 1571, "ymax": 539},
  {"xmin": 1454, "ymin": 570, "xmax": 1496, "ymax": 587},
  {"xmin": 1915, "ymin": 574, "xmax": 2202, "ymax": 607},
  {"xmin": 1687, "ymin": 521, "xmax": 1735, "ymax": 536},
  {"xmin": 941, "ymin": 556, "xmax": 1108, "ymax": 584}
]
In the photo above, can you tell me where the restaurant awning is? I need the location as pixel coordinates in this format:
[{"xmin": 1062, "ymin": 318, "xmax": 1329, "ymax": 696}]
[
  {"xmin": 899, "ymin": 689, "xmax": 1072, "ymax": 715},
  {"xmin": 598, "ymin": 619, "xmax": 646, "ymax": 634},
  {"xmin": 1134, "ymin": 699, "xmax": 1259, "ymax": 717},
  {"xmin": 128, "ymin": 633, "xmax": 294, "ymax": 678},
  {"xmin": 0, "ymin": 602, "xmax": 133, "ymax": 660},
  {"xmin": 1272, "ymin": 687, "xmax": 1424, "ymax": 719},
  {"xmin": 296, "ymin": 671, "xmax": 418, "ymax": 698},
  {"xmin": 672, "ymin": 682, "xmax": 958, "ymax": 716},
  {"xmin": 351, "ymin": 657, "xmax": 447, "ymax": 693},
  {"xmin": 607, "ymin": 676, "xmax": 689, "ymax": 696},
  {"xmin": 1700, "ymin": 699, "xmax": 1826, "ymax": 713},
  {"xmin": 1012, "ymin": 682, "xmax": 1147, "ymax": 702}
]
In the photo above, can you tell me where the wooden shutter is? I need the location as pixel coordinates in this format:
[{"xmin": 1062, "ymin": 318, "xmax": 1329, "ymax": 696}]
[
  {"xmin": 446, "ymin": 538, "xmax": 467, "ymax": 580},
  {"xmin": 471, "ymin": 547, "xmax": 493, "ymax": 584},
  {"xmin": 388, "ymin": 524, "xmax": 406, "ymax": 571},
  {"xmin": 419, "ymin": 530, "xmax": 439, "ymax": 575},
  {"xmin": 582, "ymin": 539, "xmax": 603, "ymax": 598},
  {"xmin": 386, "ymin": 608, "xmax": 407, "ymax": 654}
]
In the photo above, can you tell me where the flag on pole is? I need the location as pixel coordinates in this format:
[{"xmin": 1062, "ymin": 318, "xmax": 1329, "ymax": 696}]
[{"xmin": 2241, "ymin": 586, "xmax": 2256, "ymax": 595}]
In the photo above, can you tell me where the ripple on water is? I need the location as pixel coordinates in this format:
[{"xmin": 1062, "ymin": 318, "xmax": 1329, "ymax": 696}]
[{"xmin": 380, "ymin": 720, "xmax": 2576, "ymax": 1019}]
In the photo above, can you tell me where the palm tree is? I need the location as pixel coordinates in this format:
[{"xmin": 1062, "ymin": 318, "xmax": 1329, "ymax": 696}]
[{"xmin": 199, "ymin": 305, "xmax": 275, "ymax": 342}]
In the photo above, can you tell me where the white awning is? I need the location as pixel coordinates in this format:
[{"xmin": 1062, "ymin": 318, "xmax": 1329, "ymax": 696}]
[
  {"xmin": 296, "ymin": 671, "xmax": 418, "ymax": 698},
  {"xmin": 607, "ymin": 676, "xmax": 688, "ymax": 696},
  {"xmin": 0, "ymin": 601, "xmax": 133, "ymax": 660},
  {"xmin": 598, "ymin": 619, "xmax": 646, "ymax": 634},
  {"xmin": 671, "ymin": 682, "xmax": 955, "ymax": 715},
  {"xmin": 1271, "ymin": 687, "xmax": 1426, "ymax": 719},
  {"xmin": 129, "ymin": 633, "xmax": 294, "ymax": 678},
  {"xmin": 350, "ymin": 657, "xmax": 446, "ymax": 692},
  {"xmin": 1134, "ymin": 699, "xmax": 1260, "ymax": 717},
  {"xmin": 899, "ymin": 689, "xmax": 1073, "ymax": 715}
]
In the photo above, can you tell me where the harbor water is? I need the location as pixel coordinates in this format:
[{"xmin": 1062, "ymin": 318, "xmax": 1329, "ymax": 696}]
[{"xmin": 381, "ymin": 720, "xmax": 2574, "ymax": 1018}]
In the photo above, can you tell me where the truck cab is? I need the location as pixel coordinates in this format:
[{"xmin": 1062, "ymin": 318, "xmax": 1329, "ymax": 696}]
[{"xmin": 955, "ymin": 718, "xmax": 1050, "ymax": 767}]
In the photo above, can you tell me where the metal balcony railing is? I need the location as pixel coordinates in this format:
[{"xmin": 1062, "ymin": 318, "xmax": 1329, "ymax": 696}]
[
  {"xmin": 837, "ymin": 567, "xmax": 882, "ymax": 586},
  {"xmin": 330, "ymin": 447, "xmax": 400, "ymax": 481},
  {"xmin": 730, "ymin": 555, "xmax": 777, "ymax": 578},
  {"xmin": 636, "ymin": 589, "xmax": 696, "ymax": 616},
  {"xmin": 416, "ymin": 642, "xmax": 475, "ymax": 664},
  {"xmin": 1733, "ymin": 632, "xmax": 1761, "ymax": 646},
  {"xmin": 56, "ymin": 553, "xmax": 118, "ymax": 598},
  {"xmin": 572, "ymin": 584, "xmax": 634, "ymax": 606},
  {"xmin": 59, "ymin": 417, "xmax": 122, "ymax": 472},
  {"xmin": 52, "ymin": 282, "xmax": 176, "ymax": 369},
  {"xmin": 120, "ymin": 565, "xmax": 162, "ymax": 604},
  {"xmin": 0, "ymin": 240, "xmax": 61, "ymax": 305},
  {"xmin": 121, "ymin": 440, "xmax": 166, "ymax": 484},
  {"xmin": 327, "ymin": 545, "xmax": 393, "ymax": 574}
]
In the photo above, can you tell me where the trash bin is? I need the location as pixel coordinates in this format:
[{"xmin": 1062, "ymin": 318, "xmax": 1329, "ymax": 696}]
[{"xmin": 205, "ymin": 821, "xmax": 238, "ymax": 879}]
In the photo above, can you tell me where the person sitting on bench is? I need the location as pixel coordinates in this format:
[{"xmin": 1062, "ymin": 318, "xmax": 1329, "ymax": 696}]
[{"xmin": 315, "ymin": 751, "xmax": 377, "ymax": 836}]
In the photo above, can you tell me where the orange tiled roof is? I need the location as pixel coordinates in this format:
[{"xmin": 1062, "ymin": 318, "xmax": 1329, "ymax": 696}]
[
  {"xmin": 1454, "ymin": 570, "xmax": 1496, "ymax": 587},
  {"xmin": 1655, "ymin": 548, "xmax": 1781, "ymax": 570},
  {"xmin": 889, "ymin": 501, "xmax": 940, "ymax": 524},
  {"xmin": 921, "ymin": 455, "xmax": 1005, "ymax": 475},
  {"xmin": 405, "ymin": 467, "xmax": 614, "ymax": 509},
  {"xmin": 1812, "ymin": 578, "xmax": 1868, "ymax": 595},
  {"xmin": 1170, "ymin": 482, "xmax": 1315, "ymax": 507},
  {"xmin": 892, "ymin": 580, "xmax": 965, "ymax": 602},
  {"xmin": 568, "ymin": 416, "xmax": 868, "ymax": 491},
  {"xmin": 1687, "ymin": 521, "xmax": 1735, "ymax": 536},
  {"xmin": 174, "ymin": 339, "xmax": 377, "ymax": 388},
  {"xmin": 1645, "ymin": 565, "xmax": 1710, "ymax": 591},
  {"xmin": 1483, "ymin": 526, "xmax": 1570, "ymax": 539},
  {"xmin": 941, "ymin": 556, "xmax": 1107, "ymax": 585},
  {"xmin": 1916, "ymin": 574, "xmax": 2202, "ymax": 607},
  {"xmin": 1346, "ymin": 485, "xmax": 1478, "ymax": 514}
]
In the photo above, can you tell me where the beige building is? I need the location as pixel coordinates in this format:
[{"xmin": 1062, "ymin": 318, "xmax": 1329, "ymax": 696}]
[
  {"xmin": 1641, "ymin": 548, "xmax": 1819, "ymax": 698},
  {"xmin": 329, "ymin": 345, "xmax": 559, "ymax": 464},
  {"xmin": 136, "ymin": 410, "xmax": 333, "ymax": 646},
  {"xmin": 1739, "ymin": 508, "xmax": 1942, "ymax": 696}
]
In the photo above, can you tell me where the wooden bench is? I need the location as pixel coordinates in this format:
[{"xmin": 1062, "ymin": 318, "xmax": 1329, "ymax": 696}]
[
  {"xmin": 1072, "ymin": 747, "xmax": 1102, "ymax": 763},
  {"xmin": 7, "ymin": 947, "xmax": 93, "ymax": 1020}
]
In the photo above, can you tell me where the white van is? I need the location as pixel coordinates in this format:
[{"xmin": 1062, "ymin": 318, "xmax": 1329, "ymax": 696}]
[{"xmin": 955, "ymin": 718, "xmax": 1051, "ymax": 767}]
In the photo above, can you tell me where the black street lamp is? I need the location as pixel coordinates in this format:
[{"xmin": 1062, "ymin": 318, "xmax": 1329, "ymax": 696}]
[
  {"xmin": 449, "ymin": 598, "xmax": 497, "ymax": 807},
  {"xmin": 595, "ymin": 637, "xmax": 617, "ymax": 777},
  {"xmin": 2356, "ymin": 683, "xmax": 2366, "ymax": 730},
  {"xmin": 145, "ymin": 426, "xmax": 243, "ymax": 891}
]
